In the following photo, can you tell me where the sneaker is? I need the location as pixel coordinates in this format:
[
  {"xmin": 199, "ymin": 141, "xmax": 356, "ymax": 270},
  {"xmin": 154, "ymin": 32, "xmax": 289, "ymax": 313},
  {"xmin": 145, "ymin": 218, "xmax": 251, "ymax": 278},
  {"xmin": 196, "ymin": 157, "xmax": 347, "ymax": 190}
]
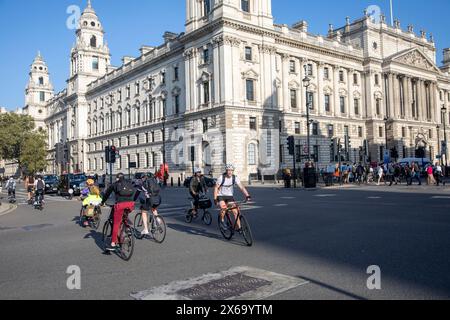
[
  {"xmin": 141, "ymin": 229, "xmax": 149, "ymax": 236},
  {"xmin": 106, "ymin": 243, "xmax": 120, "ymax": 252}
]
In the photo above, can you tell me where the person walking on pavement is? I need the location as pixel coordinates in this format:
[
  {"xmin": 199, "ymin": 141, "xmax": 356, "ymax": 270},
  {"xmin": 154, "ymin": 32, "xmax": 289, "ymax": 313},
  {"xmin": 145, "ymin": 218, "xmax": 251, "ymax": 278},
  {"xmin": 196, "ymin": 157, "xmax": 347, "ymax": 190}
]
[
  {"xmin": 411, "ymin": 162, "xmax": 422, "ymax": 186},
  {"xmin": 435, "ymin": 162, "xmax": 443, "ymax": 186},
  {"xmin": 426, "ymin": 164, "xmax": 436, "ymax": 185},
  {"xmin": 377, "ymin": 165, "xmax": 384, "ymax": 186}
]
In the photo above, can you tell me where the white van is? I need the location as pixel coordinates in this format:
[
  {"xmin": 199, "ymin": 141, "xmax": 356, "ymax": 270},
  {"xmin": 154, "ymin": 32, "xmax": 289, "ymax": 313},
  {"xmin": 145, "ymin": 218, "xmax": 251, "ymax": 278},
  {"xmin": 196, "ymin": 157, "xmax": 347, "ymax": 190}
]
[{"xmin": 398, "ymin": 157, "xmax": 431, "ymax": 168}]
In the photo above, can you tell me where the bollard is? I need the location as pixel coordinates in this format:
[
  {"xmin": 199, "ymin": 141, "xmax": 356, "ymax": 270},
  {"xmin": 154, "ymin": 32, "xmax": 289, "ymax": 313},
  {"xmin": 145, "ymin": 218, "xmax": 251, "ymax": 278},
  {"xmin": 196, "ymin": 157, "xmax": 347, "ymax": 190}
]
[
  {"xmin": 171, "ymin": 177, "xmax": 174, "ymax": 187},
  {"xmin": 178, "ymin": 177, "xmax": 181, "ymax": 187}
]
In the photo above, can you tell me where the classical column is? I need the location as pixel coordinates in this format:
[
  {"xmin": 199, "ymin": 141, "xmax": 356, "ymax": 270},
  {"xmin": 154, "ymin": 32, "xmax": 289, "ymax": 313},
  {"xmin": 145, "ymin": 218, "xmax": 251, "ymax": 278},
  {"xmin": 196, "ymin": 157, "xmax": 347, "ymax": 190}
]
[
  {"xmin": 301, "ymin": 58, "xmax": 308, "ymax": 115},
  {"xmin": 212, "ymin": 38, "xmax": 221, "ymax": 106},
  {"xmin": 333, "ymin": 65, "xmax": 340, "ymax": 117},
  {"xmin": 183, "ymin": 48, "xmax": 193, "ymax": 112},
  {"xmin": 281, "ymin": 53, "xmax": 290, "ymax": 113},
  {"xmin": 318, "ymin": 62, "xmax": 324, "ymax": 116},
  {"xmin": 392, "ymin": 74, "xmax": 400, "ymax": 119},
  {"xmin": 347, "ymin": 68, "xmax": 353, "ymax": 119},
  {"xmin": 387, "ymin": 73, "xmax": 395, "ymax": 118}
]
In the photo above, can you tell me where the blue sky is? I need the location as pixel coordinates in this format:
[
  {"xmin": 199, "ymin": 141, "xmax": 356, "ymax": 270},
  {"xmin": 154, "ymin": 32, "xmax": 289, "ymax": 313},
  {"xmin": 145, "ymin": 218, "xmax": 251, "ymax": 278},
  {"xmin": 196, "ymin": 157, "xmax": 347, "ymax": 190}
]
[{"xmin": 0, "ymin": 0, "xmax": 449, "ymax": 110}]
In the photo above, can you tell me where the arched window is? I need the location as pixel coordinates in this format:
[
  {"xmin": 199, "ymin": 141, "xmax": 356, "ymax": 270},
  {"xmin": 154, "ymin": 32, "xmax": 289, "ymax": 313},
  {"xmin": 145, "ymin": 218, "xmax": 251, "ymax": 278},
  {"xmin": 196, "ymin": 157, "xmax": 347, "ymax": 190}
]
[
  {"xmin": 90, "ymin": 35, "xmax": 97, "ymax": 48},
  {"xmin": 248, "ymin": 143, "xmax": 257, "ymax": 165}
]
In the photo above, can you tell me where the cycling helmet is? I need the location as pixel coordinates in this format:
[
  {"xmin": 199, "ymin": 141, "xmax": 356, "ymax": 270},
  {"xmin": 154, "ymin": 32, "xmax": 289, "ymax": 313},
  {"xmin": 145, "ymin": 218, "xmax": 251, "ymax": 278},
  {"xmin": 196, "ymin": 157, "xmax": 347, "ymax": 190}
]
[
  {"xmin": 86, "ymin": 179, "xmax": 95, "ymax": 186},
  {"xmin": 194, "ymin": 168, "xmax": 202, "ymax": 174},
  {"xmin": 116, "ymin": 173, "xmax": 125, "ymax": 181},
  {"xmin": 225, "ymin": 164, "xmax": 235, "ymax": 171}
]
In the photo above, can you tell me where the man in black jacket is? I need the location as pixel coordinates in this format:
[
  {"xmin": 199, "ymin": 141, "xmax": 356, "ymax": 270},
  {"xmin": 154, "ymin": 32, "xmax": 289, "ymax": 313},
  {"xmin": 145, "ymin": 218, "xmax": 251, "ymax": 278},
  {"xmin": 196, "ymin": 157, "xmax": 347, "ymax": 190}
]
[
  {"xmin": 101, "ymin": 173, "xmax": 136, "ymax": 251},
  {"xmin": 189, "ymin": 168, "xmax": 207, "ymax": 217}
]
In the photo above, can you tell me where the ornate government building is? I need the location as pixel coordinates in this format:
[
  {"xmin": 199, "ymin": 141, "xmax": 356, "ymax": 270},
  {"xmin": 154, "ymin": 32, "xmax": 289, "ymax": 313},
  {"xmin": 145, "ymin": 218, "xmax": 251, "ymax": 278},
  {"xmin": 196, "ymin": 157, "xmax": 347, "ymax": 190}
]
[{"xmin": 23, "ymin": 0, "xmax": 450, "ymax": 180}]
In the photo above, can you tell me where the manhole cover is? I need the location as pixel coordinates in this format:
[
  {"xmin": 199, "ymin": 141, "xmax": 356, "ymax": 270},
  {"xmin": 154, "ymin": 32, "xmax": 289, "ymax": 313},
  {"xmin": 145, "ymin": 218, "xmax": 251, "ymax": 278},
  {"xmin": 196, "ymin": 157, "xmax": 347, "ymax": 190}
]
[
  {"xmin": 177, "ymin": 273, "xmax": 271, "ymax": 300},
  {"xmin": 22, "ymin": 224, "xmax": 53, "ymax": 231}
]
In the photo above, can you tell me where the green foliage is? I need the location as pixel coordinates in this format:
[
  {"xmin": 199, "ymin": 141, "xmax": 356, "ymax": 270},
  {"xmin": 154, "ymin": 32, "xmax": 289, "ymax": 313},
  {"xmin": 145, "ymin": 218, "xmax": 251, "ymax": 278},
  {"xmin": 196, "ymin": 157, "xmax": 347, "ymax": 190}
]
[{"xmin": 20, "ymin": 131, "xmax": 48, "ymax": 175}]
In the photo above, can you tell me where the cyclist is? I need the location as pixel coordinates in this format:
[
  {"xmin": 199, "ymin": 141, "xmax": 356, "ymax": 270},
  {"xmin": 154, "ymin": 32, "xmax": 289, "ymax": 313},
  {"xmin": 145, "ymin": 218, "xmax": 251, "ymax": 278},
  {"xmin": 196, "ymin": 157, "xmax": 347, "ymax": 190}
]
[
  {"xmin": 189, "ymin": 168, "xmax": 207, "ymax": 217},
  {"xmin": 137, "ymin": 173, "xmax": 161, "ymax": 236},
  {"xmin": 213, "ymin": 164, "xmax": 251, "ymax": 231},
  {"xmin": 79, "ymin": 179, "xmax": 96, "ymax": 227},
  {"xmin": 34, "ymin": 176, "xmax": 46, "ymax": 206},
  {"xmin": 5, "ymin": 177, "xmax": 16, "ymax": 200},
  {"xmin": 101, "ymin": 173, "xmax": 136, "ymax": 251},
  {"xmin": 25, "ymin": 175, "xmax": 35, "ymax": 203}
]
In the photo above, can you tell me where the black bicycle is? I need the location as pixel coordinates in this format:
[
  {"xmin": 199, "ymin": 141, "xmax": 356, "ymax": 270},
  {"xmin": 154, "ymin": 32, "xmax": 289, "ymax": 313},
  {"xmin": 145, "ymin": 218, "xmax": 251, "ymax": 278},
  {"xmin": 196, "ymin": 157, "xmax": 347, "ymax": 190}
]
[
  {"xmin": 218, "ymin": 199, "xmax": 253, "ymax": 246},
  {"xmin": 185, "ymin": 195, "xmax": 212, "ymax": 225},
  {"xmin": 102, "ymin": 205, "xmax": 135, "ymax": 261},
  {"xmin": 134, "ymin": 208, "xmax": 167, "ymax": 243}
]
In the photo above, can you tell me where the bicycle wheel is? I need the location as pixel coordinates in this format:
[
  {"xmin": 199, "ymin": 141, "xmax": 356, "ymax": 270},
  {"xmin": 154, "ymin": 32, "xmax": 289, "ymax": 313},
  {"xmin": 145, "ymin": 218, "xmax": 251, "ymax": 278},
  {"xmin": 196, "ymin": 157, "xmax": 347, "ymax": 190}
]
[
  {"xmin": 102, "ymin": 220, "xmax": 112, "ymax": 251},
  {"xmin": 185, "ymin": 209, "xmax": 193, "ymax": 223},
  {"xmin": 92, "ymin": 208, "xmax": 102, "ymax": 230},
  {"xmin": 202, "ymin": 210, "xmax": 212, "ymax": 226},
  {"xmin": 133, "ymin": 213, "xmax": 145, "ymax": 240},
  {"xmin": 79, "ymin": 208, "xmax": 85, "ymax": 227},
  {"xmin": 239, "ymin": 215, "xmax": 253, "ymax": 247},
  {"xmin": 151, "ymin": 215, "xmax": 167, "ymax": 244},
  {"xmin": 218, "ymin": 213, "xmax": 233, "ymax": 240},
  {"xmin": 118, "ymin": 225, "xmax": 134, "ymax": 261}
]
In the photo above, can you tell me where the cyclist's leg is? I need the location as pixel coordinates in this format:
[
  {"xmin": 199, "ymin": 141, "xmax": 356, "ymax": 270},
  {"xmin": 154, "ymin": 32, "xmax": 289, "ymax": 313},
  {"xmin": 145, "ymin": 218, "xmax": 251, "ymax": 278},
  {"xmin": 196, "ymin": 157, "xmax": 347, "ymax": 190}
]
[
  {"xmin": 232, "ymin": 207, "xmax": 241, "ymax": 230},
  {"xmin": 111, "ymin": 204, "xmax": 124, "ymax": 246},
  {"xmin": 141, "ymin": 209, "xmax": 149, "ymax": 233},
  {"xmin": 219, "ymin": 200, "xmax": 227, "ymax": 222}
]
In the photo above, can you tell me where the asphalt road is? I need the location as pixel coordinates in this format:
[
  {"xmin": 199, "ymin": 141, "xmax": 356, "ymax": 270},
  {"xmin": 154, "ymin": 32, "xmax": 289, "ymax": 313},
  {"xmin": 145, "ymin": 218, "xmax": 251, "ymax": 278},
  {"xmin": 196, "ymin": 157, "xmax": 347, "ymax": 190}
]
[{"xmin": 0, "ymin": 184, "xmax": 450, "ymax": 300}]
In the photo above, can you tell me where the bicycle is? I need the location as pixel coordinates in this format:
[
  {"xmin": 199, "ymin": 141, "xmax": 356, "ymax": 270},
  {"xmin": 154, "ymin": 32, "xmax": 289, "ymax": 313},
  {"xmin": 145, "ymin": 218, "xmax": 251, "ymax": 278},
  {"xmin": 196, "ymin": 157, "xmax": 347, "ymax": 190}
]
[
  {"xmin": 34, "ymin": 191, "xmax": 44, "ymax": 211},
  {"xmin": 185, "ymin": 195, "xmax": 212, "ymax": 226},
  {"xmin": 218, "ymin": 199, "xmax": 253, "ymax": 247},
  {"xmin": 102, "ymin": 204, "xmax": 135, "ymax": 261},
  {"xmin": 80, "ymin": 205, "xmax": 102, "ymax": 230},
  {"xmin": 134, "ymin": 207, "xmax": 167, "ymax": 243}
]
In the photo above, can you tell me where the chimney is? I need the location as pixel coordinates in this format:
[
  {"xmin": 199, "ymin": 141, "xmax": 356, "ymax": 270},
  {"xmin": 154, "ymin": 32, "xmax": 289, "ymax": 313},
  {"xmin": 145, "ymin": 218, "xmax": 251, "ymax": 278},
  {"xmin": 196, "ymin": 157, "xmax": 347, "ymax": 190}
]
[
  {"xmin": 443, "ymin": 48, "xmax": 450, "ymax": 65},
  {"xmin": 163, "ymin": 31, "xmax": 178, "ymax": 43}
]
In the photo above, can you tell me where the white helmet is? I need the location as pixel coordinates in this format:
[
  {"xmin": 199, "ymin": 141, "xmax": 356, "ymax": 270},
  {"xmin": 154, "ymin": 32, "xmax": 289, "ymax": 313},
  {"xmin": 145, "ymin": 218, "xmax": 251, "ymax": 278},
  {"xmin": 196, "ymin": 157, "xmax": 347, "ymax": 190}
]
[
  {"xmin": 225, "ymin": 164, "xmax": 235, "ymax": 171},
  {"xmin": 194, "ymin": 167, "xmax": 202, "ymax": 174}
]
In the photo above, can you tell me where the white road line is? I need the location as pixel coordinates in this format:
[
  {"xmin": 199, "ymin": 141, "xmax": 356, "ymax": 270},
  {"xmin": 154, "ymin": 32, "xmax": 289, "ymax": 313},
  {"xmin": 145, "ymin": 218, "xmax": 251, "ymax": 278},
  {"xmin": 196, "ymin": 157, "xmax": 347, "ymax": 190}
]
[
  {"xmin": 273, "ymin": 204, "xmax": 288, "ymax": 207},
  {"xmin": 430, "ymin": 196, "xmax": 450, "ymax": 199},
  {"xmin": 130, "ymin": 266, "xmax": 309, "ymax": 300},
  {"xmin": 367, "ymin": 196, "xmax": 382, "ymax": 199},
  {"xmin": 281, "ymin": 197, "xmax": 295, "ymax": 199},
  {"xmin": 314, "ymin": 194, "xmax": 337, "ymax": 197}
]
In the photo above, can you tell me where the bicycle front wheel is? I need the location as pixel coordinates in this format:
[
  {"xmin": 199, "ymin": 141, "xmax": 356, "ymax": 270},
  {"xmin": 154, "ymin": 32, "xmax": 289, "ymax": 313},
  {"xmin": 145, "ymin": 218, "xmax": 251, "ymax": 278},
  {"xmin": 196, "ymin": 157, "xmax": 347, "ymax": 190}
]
[
  {"xmin": 92, "ymin": 208, "xmax": 102, "ymax": 230},
  {"xmin": 218, "ymin": 213, "xmax": 233, "ymax": 240},
  {"xmin": 133, "ymin": 213, "xmax": 145, "ymax": 239},
  {"xmin": 239, "ymin": 215, "xmax": 253, "ymax": 247},
  {"xmin": 151, "ymin": 215, "xmax": 167, "ymax": 244},
  {"xmin": 118, "ymin": 225, "xmax": 135, "ymax": 261},
  {"xmin": 102, "ymin": 220, "xmax": 112, "ymax": 251},
  {"xmin": 185, "ymin": 209, "xmax": 193, "ymax": 223},
  {"xmin": 203, "ymin": 210, "xmax": 212, "ymax": 226}
]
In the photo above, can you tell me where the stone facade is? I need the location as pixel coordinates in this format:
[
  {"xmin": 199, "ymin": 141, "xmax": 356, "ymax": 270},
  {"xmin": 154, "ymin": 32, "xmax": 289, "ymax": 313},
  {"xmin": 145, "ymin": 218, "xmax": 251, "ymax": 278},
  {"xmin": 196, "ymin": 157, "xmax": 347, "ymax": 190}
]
[{"xmin": 23, "ymin": 0, "xmax": 450, "ymax": 180}]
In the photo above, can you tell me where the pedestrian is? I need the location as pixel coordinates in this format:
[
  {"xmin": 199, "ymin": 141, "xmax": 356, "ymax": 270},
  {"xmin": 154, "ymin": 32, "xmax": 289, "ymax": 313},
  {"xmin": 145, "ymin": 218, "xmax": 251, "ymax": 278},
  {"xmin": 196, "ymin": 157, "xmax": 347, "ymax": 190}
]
[
  {"xmin": 411, "ymin": 162, "xmax": 422, "ymax": 186},
  {"xmin": 426, "ymin": 164, "xmax": 436, "ymax": 185},
  {"xmin": 377, "ymin": 165, "xmax": 384, "ymax": 186},
  {"xmin": 435, "ymin": 162, "xmax": 443, "ymax": 186}
]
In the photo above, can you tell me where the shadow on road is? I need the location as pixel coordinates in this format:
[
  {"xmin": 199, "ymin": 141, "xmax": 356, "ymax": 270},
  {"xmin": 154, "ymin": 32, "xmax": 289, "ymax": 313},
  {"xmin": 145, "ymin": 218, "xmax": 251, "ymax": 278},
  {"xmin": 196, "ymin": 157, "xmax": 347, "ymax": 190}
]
[{"xmin": 295, "ymin": 275, "xmax": 368, "ymax": 300}]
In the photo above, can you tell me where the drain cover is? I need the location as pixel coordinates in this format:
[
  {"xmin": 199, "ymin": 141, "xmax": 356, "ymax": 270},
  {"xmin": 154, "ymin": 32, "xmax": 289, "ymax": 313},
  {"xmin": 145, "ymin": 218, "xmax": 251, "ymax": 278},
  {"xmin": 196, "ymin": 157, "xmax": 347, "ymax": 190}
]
[{"xmin": 178, "ymin": 273, "xmax": 271, "ymax": 300}]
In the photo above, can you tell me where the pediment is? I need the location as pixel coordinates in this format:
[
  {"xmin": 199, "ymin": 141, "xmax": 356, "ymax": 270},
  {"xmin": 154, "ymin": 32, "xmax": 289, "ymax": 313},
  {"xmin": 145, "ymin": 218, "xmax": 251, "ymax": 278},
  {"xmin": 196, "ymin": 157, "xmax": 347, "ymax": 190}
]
[{"xmin": 390, "ymin": 49, "xmax": 440, "ymax": 73}]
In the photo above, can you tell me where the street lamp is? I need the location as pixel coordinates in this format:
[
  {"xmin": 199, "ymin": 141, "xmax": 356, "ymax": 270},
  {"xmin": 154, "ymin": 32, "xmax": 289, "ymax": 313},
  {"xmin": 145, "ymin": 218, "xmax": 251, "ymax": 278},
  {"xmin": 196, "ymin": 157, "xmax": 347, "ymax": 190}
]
[
  {"xmin": 161, "ymin": 116, "xmax": 167, "ymax": 186},
  {"xmin": 302, "ymin": 75, "xmax": 311, "ymax": 162},
  {"xmin": 383, "ymin": 116, "xmax": 389, "ymax": 152},
  {"xmin": 441, "ymin": 105, "xmax": 448, "ymax": 168}
]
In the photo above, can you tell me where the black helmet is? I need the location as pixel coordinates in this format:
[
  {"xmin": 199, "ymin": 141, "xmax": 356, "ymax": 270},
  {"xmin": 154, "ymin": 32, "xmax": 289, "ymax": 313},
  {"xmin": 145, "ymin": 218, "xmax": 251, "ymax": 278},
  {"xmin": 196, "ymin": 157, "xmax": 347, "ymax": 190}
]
[{"xmin": 116, "ymin": 173, "xmax": 125, "ymax": 181}]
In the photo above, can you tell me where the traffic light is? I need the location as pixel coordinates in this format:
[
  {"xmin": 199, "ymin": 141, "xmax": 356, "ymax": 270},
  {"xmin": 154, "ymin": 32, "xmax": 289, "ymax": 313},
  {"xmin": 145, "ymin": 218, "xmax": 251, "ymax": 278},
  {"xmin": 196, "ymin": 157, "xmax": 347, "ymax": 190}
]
[
  {"xmin": 105, "ymin": 146, "xmax": 111, "ymax": 163},
  {"xmin": 110, "ymin": 146, "xmax": 118, "ymax": 164},
  {"xmin": 287, "ymin": 136, "xmax": 295, "ymax": 156}
]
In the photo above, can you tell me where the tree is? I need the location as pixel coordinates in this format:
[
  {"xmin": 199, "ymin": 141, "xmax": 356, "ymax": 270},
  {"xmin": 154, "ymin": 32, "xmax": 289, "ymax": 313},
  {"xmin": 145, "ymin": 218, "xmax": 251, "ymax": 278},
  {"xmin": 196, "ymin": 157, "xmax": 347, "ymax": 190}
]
[
  {"xmin": 20, "ymin": 131, "xmax": 48, "ymax": 175},
  {"xmin": 0, "ymin": 113, "xmax": 36, "ymax": 171}
]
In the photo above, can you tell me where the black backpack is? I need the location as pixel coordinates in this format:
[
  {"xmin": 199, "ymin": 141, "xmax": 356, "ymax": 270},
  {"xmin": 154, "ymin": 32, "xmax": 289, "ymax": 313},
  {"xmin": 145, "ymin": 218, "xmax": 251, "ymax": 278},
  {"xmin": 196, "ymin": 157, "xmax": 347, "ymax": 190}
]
[
  {"xmin": 144, "ymin": 178, "xmax": 160, "ymax": 197},
  {"xmin": 37, "ymin": 180, "xmax": 45, "ymax": 190},
  {"xmin": 117, "ymin": 180, "xmax": 135, "ymax": 197},
  {"xmin": 219, "ymin": 174, "xmax": 236, "ymax": 189}
]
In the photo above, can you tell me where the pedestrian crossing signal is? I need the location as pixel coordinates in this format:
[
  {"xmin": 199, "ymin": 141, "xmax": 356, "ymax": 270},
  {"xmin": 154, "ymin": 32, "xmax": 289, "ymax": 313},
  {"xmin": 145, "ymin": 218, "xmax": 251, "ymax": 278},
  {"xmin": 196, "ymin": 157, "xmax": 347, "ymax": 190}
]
[{"xmin": 287, "ymin": 136, "xmax": 295, "ymax": 155}]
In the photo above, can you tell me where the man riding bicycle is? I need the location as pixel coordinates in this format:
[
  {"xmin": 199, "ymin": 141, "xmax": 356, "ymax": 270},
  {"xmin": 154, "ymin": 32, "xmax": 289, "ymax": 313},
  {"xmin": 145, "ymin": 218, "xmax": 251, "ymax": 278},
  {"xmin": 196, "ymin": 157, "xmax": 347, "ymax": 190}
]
[
  {"xmin": 5, "ymin": 177, "xmax": 16, "ymax": 200},
  {"xmin": 34, "ymin": 176, "xmax": 45, "ymax": 205},
  {"xmin": 189, "ymin": 168, "xmax": 208, "ymax": 217},
  {"xmin": 213, "ymin": 164, "xmax": 251, "ymax": 231},
  {"xmin": 137, "ymin": 173, "xmax": 161, "ymax": 236},
  {"xmin": 101, "ymin": 173, "xmax": 136, "ymax": 251}
]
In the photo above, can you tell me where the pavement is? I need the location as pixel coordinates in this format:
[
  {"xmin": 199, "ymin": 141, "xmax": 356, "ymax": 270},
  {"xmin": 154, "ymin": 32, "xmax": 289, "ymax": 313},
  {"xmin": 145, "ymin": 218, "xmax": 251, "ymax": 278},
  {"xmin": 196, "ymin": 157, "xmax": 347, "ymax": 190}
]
[{"xmin": 0, "ymin": 184, "xmax": 450, "ymax": 300}]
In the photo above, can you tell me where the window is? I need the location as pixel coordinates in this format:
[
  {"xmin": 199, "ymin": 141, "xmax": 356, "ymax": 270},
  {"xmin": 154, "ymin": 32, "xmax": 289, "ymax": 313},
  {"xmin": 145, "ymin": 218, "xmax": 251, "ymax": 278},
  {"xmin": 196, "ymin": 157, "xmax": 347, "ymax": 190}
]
[
  {"xmin": 313, "ymin": 145, "xmax": 319, "ymax": 162},
  {"xmin": 354, "ymin": 98, "xmax": 359, "ymax": 115},
  {"xmin": 339, "ymin": 70, "xmax": 345, "ymax": 82},
  {"xmin": 174, "ymin": 67, "xmax": 179, "ymax": 81},
  {"xmin": 429, "ymin": 129, "xmax": 433, "ymax": 139},
  {"xmin": 344, "ymin": 126, "xmax": 349, "ymax": 137},
  {"xmin": 202, "ymin": 118, "xmax": 208, "ymax": 133},
  {"xmin": 135, "ymin": 134, "xmax": 139, "ymax": 145},
  {"xmin": 245, "ymin": 47, "xmax": 252, "ymax": 61},
  {"xmin": 249, "ymin": 117, "xmax": 257, "ymax": 130},
  {"xmin": 246, "ymin": 79, "xmax": 255, "ymax": 101},
  {"xmin": 161, "ymin": 71, "xmax": 166, "ymax": 85},
  {"xmin": 324, "ymin": 94, "xmax": 331, "ymax": 112},
  {"xmin": 353, "ymin": 73, "xmax": 358, "ymax": 85},
  {"xmin": 92, "ymin": 56, "xmax": 99, "ymax": 70},
  {"xmin": 379, "ymin": 126, "xmax": 383, "ymax": 138},
  {"xmin": 38, "ymin": 77, "xmax": 44, "ymax": 85},
  {"xmin": 358, "ymin": 126, "xmax": 363, "ymax": 138},
  {"xmin": 203, "ymin": 81, "xmax": 210, "ymax": 103},
  {"xmin": 324, "ymin": 67, "xmax": 330, "ymax": 80},
  {"xmin": 241, "ymin": 0, "xmax": 250, "ymax": 12},
  {"xmin": 376, "ymin": 98, "xmax": 381, "ymax": 116},
  {"xmin": 248, "ymin": 143, "xmax": 256, "ymax": 165},
  {"xmin": 312, "ymin": 123, "xmax": 319, "ymax": 136},
  {"xmin": 290, "ymin": 89, "xmax": 297, "ymax": 109},
  {"xmin": 379, "ymin": 146, "xmax": 384, "ymax": 162},
  {"xmin": 340, "ymin": 96, "xmax": 346, "ymax": 113},
  {"xmin": 40, "ymin": 91, "xmax": 45, "ymax": 102},
  {"xmin": 375, "ymin": 74, "xmax": 380, "ymax": 86},
  {"xmin": 328, "ymin": 124, "xmax": 334, "ymax": 137},
  {"xmin": 289, "ymin": 60, "xmax": 296, "ymax": 73},
  {"xmin": 204, "ymin": 0, "xmax": 211, "ymax": 15},
  {"xmin": 118, "ymin": 89, "xmax": 122, "ymax": 102},
  {"xmin": 306, "ymin": 64, "xmax": 313, "ymax": 76},
  {"xmin": 440, "ymin": 91, "xmax": 443, "ymax": 101},
  {"xmin": 307, "ymin": 92, "xmax": 314, "ymax": 110},
  {"xmin": 402, "ymin": 127, "xmax": 406, "ymax": 138},
  {"xmin": 295, "ymin": 122, "xmax": 300, "ymax": 135},
  {"xmin": 174, "ymin": 95, "xmax": 180, "ymax": 114},
  {"xmin": 90, "ymin": 36, "xmax": 97, "ymax": 48},
  {"xmin": 126, "ymin": 86, "xmax": 131, "ymax": 99},
  {"xmin": 135, "ymin": 82, "xmax": 140, "ymax": 95},
  {"xmin": 203, "ymin": 48, "xmax": 209, "ymax": 64}
]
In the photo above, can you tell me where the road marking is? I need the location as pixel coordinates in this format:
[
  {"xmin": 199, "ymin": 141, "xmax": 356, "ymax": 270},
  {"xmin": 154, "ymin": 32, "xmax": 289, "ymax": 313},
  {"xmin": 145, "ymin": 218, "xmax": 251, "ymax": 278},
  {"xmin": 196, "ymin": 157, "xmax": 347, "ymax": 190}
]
[
  {"xmin": 273, "ymin": 204, "xmax": 288, "ymax": 207},
  {"xmin": 367, "ymin": 196, "xmax": 382, "ymax": 199},
  {"xmin": 314, "ymin": 194, "xmax": 336, "ymax": 197},
  {"xmin": 130, "ymin": 266, "xmax": 309, "ymax": 300},
  {"xmin": 431, "ymin": 196, "xmax": 450, "ymax": 199},
  {"xmin": 281, "ymin": 197, "xmax": 295, "ymax": 199}
]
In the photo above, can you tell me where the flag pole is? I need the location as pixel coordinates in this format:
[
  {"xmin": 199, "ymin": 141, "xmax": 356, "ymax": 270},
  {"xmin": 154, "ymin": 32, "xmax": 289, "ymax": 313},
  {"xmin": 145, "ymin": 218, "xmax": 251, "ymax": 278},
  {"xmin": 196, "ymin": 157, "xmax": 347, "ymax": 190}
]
[{"xmin": 390, "ymin": 0, "xmax": 394, "ymax": 25}]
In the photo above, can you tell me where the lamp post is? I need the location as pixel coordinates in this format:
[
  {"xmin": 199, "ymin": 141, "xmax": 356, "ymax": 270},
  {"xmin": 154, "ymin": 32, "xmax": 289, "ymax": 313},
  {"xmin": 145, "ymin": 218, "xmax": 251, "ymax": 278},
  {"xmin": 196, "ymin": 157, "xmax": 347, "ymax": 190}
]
[
  {"xmin": 161, "ymin": 116, "xmax": 167, "ymax": 186},
  {"xmin": 437, "ymin": 125, "xmax": 441, "ymax": 165},
  {"xmin": 302, "ymin": 75, "xmax": 311, "ymax": 162},
  {"xmin": 441, "ymin": 105, "xmax": 448, "ymax": 169},
  {"xmin": 384, "ymin": 116, "xmax": 389, "ymax": 154}
]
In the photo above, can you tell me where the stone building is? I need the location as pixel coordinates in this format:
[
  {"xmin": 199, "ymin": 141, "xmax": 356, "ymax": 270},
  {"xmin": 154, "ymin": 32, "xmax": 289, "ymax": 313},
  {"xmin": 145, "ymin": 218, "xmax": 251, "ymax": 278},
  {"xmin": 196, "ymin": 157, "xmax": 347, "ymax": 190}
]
[{"xmin": 23, "ymin": 0, "xmax": 450, "ymax": 180}]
